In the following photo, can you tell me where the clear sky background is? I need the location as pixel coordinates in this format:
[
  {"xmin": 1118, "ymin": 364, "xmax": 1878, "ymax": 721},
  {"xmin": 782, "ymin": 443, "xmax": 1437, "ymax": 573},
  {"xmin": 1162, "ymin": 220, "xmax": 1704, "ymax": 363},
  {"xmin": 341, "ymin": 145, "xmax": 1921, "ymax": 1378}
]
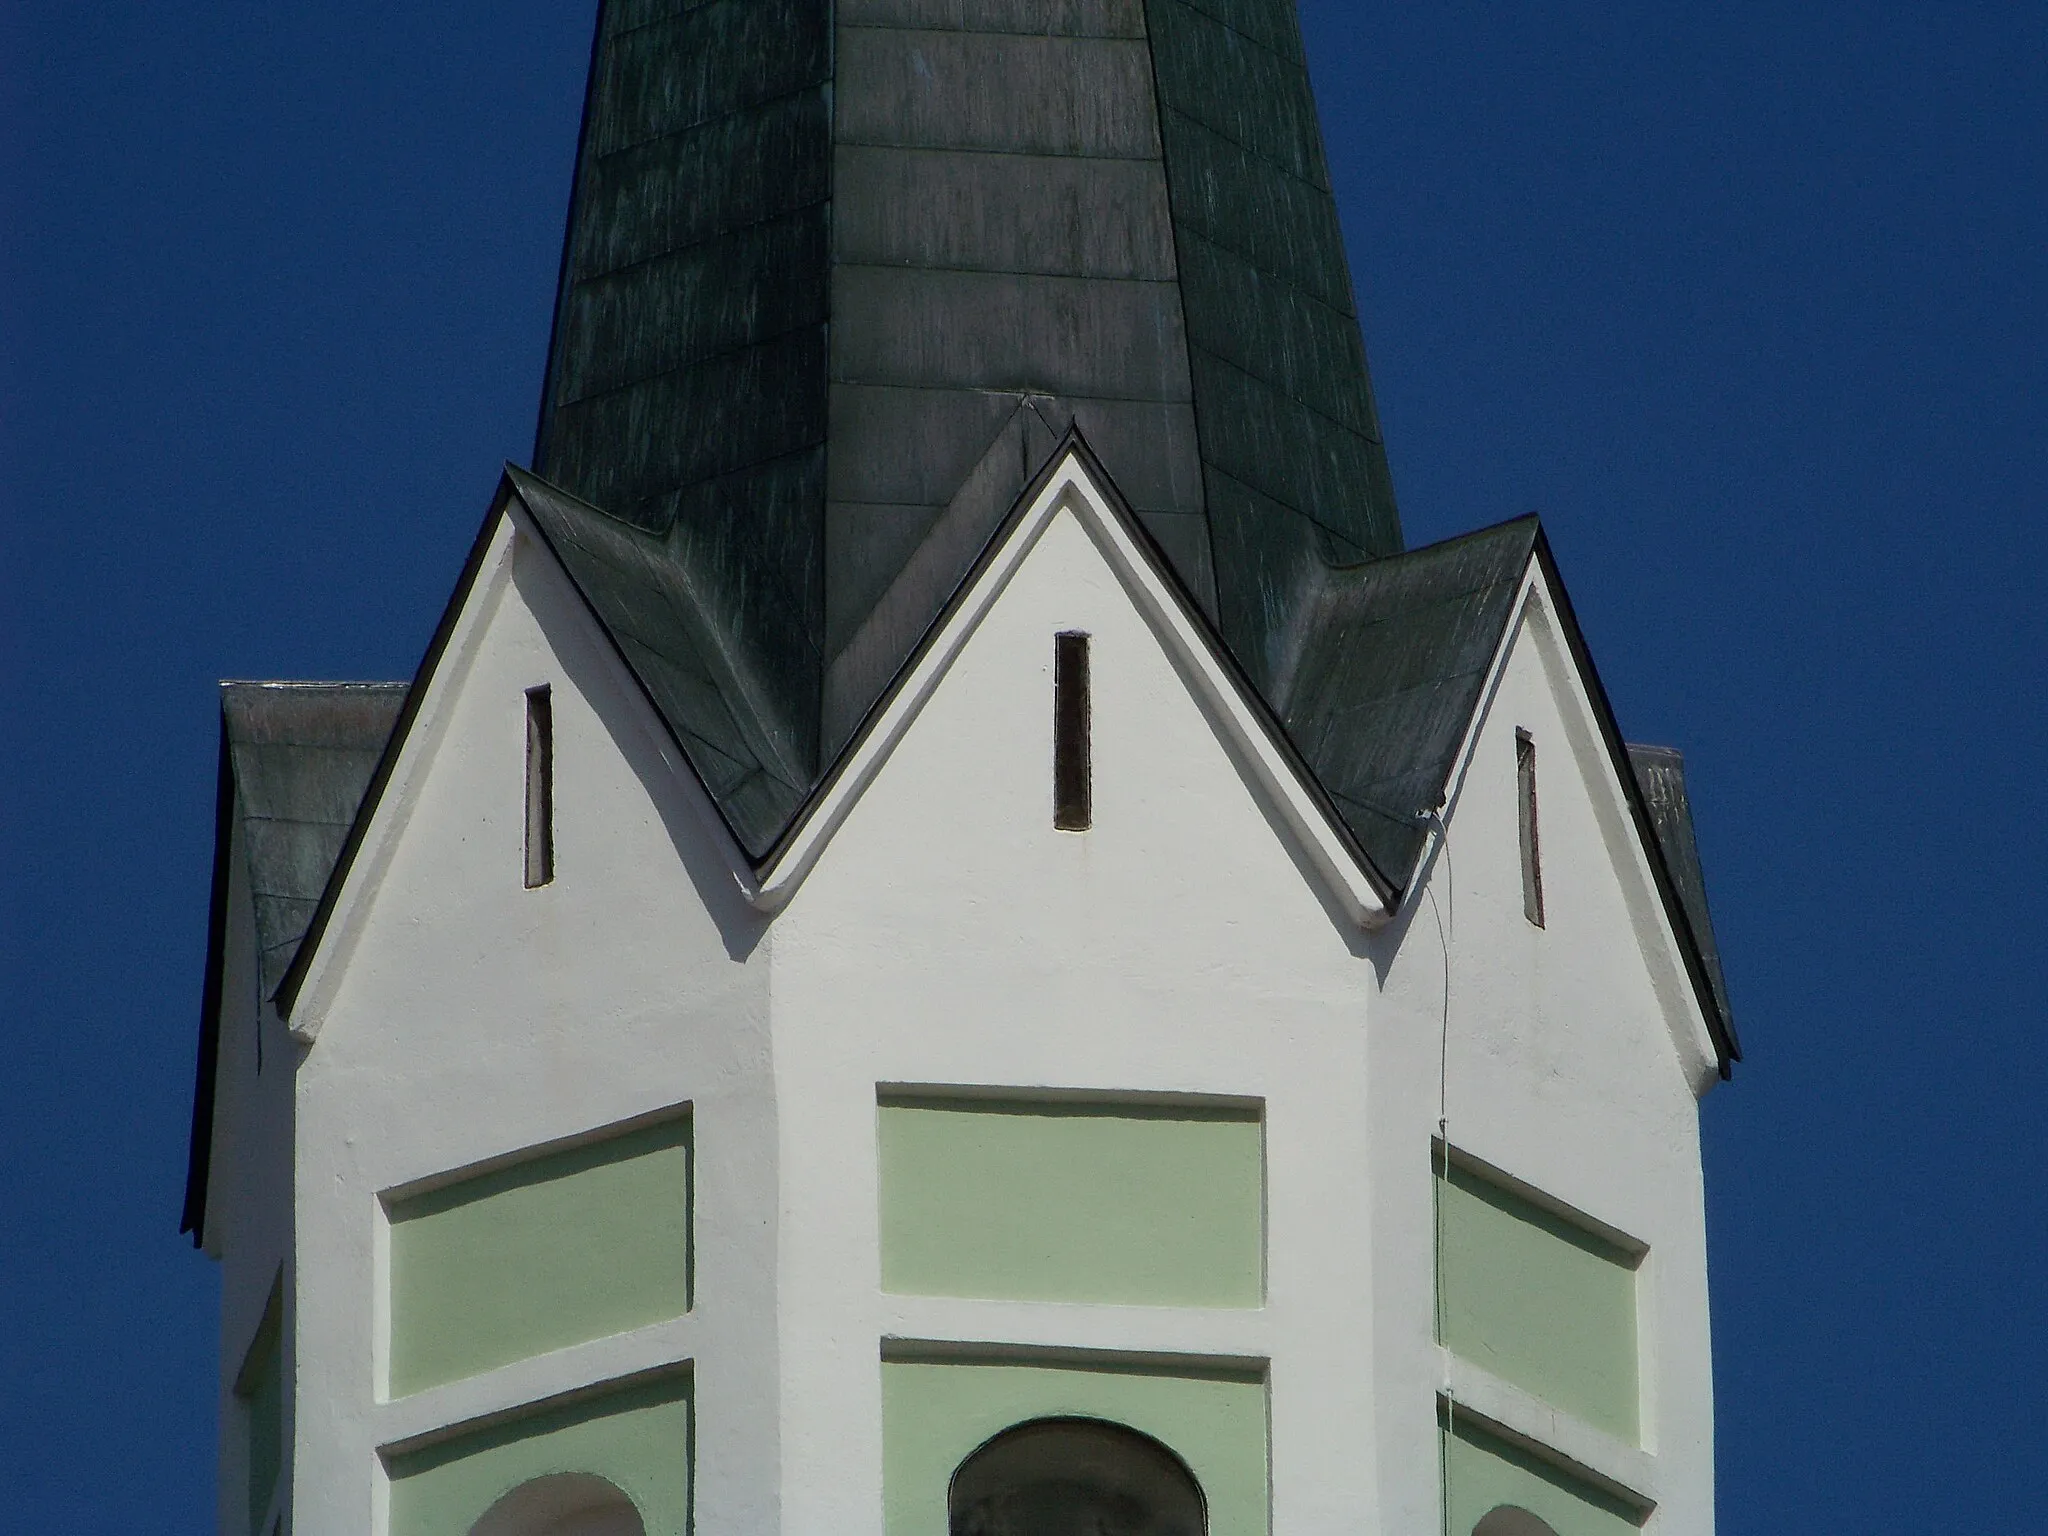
[{"xmin": 3, "ymin": 4, "xmax": 2043, "ymax": 1530}]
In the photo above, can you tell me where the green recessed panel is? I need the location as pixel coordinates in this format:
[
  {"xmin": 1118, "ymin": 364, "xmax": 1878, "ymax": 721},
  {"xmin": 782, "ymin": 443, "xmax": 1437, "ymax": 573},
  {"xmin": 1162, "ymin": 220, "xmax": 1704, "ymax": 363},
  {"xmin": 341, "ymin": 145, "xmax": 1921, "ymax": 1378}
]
[
  {"xmin": 878, "ymin": 1098, "xmax": 1263, "ymax": 1307},
  {"xmin": 389, "ymin": 1118, "xmax": 691, "ymax": 1398},
  {"xmin": 883, "ymin": 1358, "xmax": 1269, "ymax": 1536},
  {"xmin": 1441, "ymin": 1414, "xmax": 1641, "ymax": 1536},
  {"xmin": 1436, "ymin": 1163, "xmax": 1640, "ymax": 1443},
  {"xmin": 387, "ymin": 1374, "xmax": 691, "ymax": 1536}
]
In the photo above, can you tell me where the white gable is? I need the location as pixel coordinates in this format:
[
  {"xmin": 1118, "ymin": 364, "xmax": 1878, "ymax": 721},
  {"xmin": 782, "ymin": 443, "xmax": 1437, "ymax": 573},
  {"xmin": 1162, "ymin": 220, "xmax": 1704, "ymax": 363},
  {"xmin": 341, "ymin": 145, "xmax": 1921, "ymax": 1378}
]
[
  {"xmin": 763, "ymin": 465, "xmax": 1400, "ymax": 1536},
  {"xmin": 788, "ymin": 481, "xmax": 1381, "ymax": 1014},
  {"xmin": 1431, "ymin": 568, "xmax": 1723, "ymax": 1100},
  {"xmin": 297, "ymin": 507, "xmax": 770, "ymax": 1149},
  {"xmin": 248, "ymin": 454, "xmax": 1723, "ymax": 1536},
  {"xmin": 762, "ymin": 453, "xmax": 1396, "ymax": 929},
  {"xmin": 285, "ymin": 510, "xmax": 763, "ymax": 1047},
  {"xmin": 1367, "ymin": 571, "xmax": 1722, "ymax": 1536},
  {"xmin": 281, "ymin": 509, "xmax": 781, "ymax": 1534}
]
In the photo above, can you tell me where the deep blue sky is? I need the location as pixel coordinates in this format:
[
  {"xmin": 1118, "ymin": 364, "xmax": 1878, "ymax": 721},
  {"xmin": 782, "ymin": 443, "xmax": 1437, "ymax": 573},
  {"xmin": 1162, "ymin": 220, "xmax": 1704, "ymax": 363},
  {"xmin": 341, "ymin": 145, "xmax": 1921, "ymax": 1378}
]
[{"xmin": 4, "ymin": 4, "xmax": 2043, "ymax": 1530}]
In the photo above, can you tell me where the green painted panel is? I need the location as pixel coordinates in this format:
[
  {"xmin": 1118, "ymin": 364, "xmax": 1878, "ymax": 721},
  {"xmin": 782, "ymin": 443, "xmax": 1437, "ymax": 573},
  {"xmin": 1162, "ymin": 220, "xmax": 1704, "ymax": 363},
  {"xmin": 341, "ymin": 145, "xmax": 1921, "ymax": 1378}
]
[
  {"xmin": 236, "ymin": 1280, "xmax": 284, "ymax": 1532},
  {"xmin": 1436, "ymin": 1163, "xmax": 1640, "ymax": 1443},
  {"xmin": 1441, "ymin": 1414, "xmax": 1641, "ymax": 1536},
  {"xmin": 883, "ymin": 1358, "xmax": 1268, "ymax": 1536},
  {"xmin": 388, "ymin": 1374, "xmax": 691, "ymax": 1536},
  {"xmin": 389, "ymin": 1118, "xmax": 691, "ymax": 1398},
  {"xmin": 878, "ymin": 1098, "xmax": 1263, "ymax": 1307}
]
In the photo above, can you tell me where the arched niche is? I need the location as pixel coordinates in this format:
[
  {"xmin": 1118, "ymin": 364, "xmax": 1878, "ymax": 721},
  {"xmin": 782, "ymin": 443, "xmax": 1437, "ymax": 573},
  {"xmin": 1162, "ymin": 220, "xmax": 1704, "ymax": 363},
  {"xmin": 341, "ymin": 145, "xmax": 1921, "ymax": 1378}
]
[
  {"xmin": 467, "ymin": 1472, "xmax": 645, "ymax": 1536},
  {"xmin": 949, "ymin": 1416, "xmax": 1207, "ymax": 1536},
  {"xmin": 1473, "ymin": 1507, "xmax": 1561, "ymax": 1536}
]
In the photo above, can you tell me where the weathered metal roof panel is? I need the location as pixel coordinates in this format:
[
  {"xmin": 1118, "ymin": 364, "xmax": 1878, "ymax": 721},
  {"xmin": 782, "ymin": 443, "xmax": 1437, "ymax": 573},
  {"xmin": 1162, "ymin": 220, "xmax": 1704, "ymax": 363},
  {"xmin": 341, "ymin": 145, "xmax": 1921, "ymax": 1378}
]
[
  {"xmin": 1147, "ymin": 0, "xmax": 1328, "ymax": 186},
  {"xmin": 1173, "ymin": 0, "xmax": 1304, "ymax": 63},
  {"xmin": 588, "ymin": 0, "xmax": 830, "ymax": 157},
  {"xmin": 832, "ymin": 145, "xmax": 1179, "ymax": 280},
  {"xmin": 511, "ymin": 464, "xmax": 818, "ymax": 855},
  {"xmin": 1275, "ymin": 517, "xmax": 1540, "ymax": 885},
  {"xmin": 568, "ymin": 91, "xmax": 832, "ymax": 280},
  {"xmin": 219, "ymin": 682, "xmax": 409, "ymax": 1000},
  {"xmin": 554, "ymin": 208, "xmax": 830, "ymax": 407},
  {"xmin": 1177, "ymin": 230, "xmax": 1378, "ymax": 438},
  {"xmin": 1154, "ymin": 109, "xmax": 1355, "ymax": 313},
  {"xmin": 1144, "ymin": 0, "xmax": 1403, "ymax": 699},
  {"xmin": 834, "ymin": 29, "xmax": 1164, "ymax": 157},
  {"xmin": 833, "ymin": 268, "xmax": 1193, "ymax": 399},
  {"xmin": 838, "ymin": 0, "xmax": 1146, "ymax": 33},
  {"xmin": 527, "ymin": 0, "xmax": 1415, "ymax": 862}
]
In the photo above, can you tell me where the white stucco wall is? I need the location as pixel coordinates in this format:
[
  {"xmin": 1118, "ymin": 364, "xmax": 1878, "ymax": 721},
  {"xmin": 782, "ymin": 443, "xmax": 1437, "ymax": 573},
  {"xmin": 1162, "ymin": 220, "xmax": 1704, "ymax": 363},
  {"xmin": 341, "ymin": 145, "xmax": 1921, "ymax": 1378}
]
[
  {"xmin": 772, "ymin": 500, "xmax": 1384, "ymax": 1534},
  {"xmin": 284, "ymin": 517, "xmax": 779, "ymax": 1536},
  {"xmin": 208, "ymin": 821, "xmax": 298, "ymax": 1536},
  {"xmin": 229, "ymin": 464, "xmax": 1723, "ymax": 1535},
  {"xmin": 1370, "ymin": 581, "xmax": 1719, "ymax": 1534}
]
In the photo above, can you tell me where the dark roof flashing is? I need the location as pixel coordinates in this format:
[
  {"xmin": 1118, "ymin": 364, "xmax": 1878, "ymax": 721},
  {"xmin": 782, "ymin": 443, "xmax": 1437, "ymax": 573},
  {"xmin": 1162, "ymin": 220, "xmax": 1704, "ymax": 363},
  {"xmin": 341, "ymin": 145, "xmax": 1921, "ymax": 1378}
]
[
  {"xmin": 180, "ymin": 718, "xmax": 239, "ymax": 1244},
  {"xmin": 182, "ymin": 681, "xmax": 409, "ymax": 1246},
  {"xmin": 1530, "ymin": 534, "xmax": 1740, "ymax": 1076}
]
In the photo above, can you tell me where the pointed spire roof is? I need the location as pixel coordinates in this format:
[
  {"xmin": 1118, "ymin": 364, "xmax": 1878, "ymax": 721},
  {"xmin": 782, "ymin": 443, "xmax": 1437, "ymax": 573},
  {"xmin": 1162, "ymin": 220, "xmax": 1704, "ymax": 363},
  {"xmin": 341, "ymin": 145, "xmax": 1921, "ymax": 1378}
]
[{"xmin": 530, "ymin": 0, "xmax": 1402, "ymax": 855}]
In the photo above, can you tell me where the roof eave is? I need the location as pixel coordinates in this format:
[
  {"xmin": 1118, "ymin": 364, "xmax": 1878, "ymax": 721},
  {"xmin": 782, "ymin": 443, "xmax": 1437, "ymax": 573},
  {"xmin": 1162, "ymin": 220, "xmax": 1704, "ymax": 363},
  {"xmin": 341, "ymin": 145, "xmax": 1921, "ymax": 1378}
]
[
  {"xmin": 178, "ymin": 711, "xmax": 238, "ymax": 1245},
  {"xmin": 745, "ymin": 430, "xmax": 1403, "ymax": 921},
  {"xmin": 1531, "ymin": 532, "xmax": 1741, "ymax": 1076},
  {"xmin": 271, "ymin": 476, "xmax": 518, "ymax": 1025}
]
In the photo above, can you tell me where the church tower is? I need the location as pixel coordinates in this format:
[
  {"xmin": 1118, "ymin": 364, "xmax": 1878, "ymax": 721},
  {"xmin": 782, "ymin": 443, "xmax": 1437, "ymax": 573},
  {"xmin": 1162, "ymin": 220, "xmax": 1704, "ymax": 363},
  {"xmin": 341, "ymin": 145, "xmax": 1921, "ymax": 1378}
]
[{"xmin": 182, "ymin": 5, "xmax": 1740, "ymax": 1535}]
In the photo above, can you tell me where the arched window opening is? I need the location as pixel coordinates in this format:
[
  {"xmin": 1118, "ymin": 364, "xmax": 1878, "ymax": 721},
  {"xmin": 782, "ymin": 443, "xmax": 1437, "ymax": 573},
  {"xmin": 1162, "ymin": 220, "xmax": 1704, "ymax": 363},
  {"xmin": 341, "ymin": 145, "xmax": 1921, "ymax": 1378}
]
[
  {"xmin": 1473, "ymin": 1507, "xmax": 1560, "ymax": 1536},
  {"xmin": 467, "ymin": 1473, "xmax": 645, "ymax": 1536},
  {"xmin": 949, "ymin": 1416, "xmax": 1205, "ymax": 1536}
]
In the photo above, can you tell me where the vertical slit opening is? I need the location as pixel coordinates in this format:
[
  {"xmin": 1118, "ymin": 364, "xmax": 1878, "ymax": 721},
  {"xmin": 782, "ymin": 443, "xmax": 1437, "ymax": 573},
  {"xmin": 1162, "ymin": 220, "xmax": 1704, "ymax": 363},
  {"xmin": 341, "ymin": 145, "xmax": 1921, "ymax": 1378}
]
[
  {"xmin": 1517, "ymin": 728, "xmax": 1544, "ymax": 927},
  {"xmin": 525, "ymin": 686, "xmax": 555, "ymax": 889},
  {"xmin": 1054, "ymin": 633, "xmax": 1091, "ymax": 832}
]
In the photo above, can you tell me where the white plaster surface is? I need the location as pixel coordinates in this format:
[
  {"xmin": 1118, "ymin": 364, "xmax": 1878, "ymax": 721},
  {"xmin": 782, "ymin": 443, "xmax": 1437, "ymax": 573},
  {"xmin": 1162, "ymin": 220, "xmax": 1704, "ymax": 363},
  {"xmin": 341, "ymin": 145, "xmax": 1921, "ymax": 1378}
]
[
  {"xmin": 206, "ymin": 816, "xmax": 298, "ymax": 1536},
  {"xmin": 1369, "ymin": 579, "xmax": 1720, "ymax": 1536},
  {"xmin": 279, "ymin": 512, "xmax": 779, "ymax": 1535},
  {"xmin": 198, "ymin": 456, "xmax": 1724, "ymax": 1535},
  {"xmin": 770, "ymin": 485, "xmax": 1382, "ymax": 1536}
]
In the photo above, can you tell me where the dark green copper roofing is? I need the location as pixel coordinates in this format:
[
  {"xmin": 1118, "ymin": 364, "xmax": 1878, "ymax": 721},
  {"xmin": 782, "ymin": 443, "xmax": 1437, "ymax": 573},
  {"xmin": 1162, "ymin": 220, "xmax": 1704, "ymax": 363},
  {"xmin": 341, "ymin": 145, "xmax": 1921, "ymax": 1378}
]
[
  {"xmin": 182, "ymin": 682, "xmax": 408, "ymax": 1241},
  {"xmin": 534, "ymin": 0, "xmax": 1401, "ymax": 854},
  {"xmin": 1274, "ymin": 516, "xmax": 1541, "ymax": 887},
  {"xmin": 219, "ymin": 683, "xmax": 410, "ymax": 999}
]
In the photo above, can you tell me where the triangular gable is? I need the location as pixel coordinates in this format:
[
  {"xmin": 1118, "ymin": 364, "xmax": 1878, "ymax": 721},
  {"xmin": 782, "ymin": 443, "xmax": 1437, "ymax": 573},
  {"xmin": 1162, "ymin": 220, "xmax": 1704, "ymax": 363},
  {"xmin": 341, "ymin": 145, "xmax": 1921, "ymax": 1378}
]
[
  {"xmin": 1532, "ymin": 537, "xmax": 1739, "ymax": 1073},
  {"xmin": 271, "ymin": 481, "xmax": 522, "ymax": 1029},
  {"xmin": 1420, "ymin": 541, "xmax": 1742, "ymax": 1078},
  {"xmin": 738, "ymin": 435, "xmax": 1405, "ymax": 927},
  {"xmin": 261, "ymin": 442, "xmax": 1734, "ymax": 1076},
  {"xmin": 267, "ymin": 442, "xmax": 1411, "ymax": 1073}
]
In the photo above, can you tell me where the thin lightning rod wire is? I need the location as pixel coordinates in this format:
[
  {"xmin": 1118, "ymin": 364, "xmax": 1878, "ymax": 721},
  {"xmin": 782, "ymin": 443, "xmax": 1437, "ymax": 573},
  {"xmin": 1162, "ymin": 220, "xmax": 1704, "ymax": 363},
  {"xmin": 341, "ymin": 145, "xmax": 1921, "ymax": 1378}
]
[{"xmin": 1418, "ymin": 806, "xmax": 1456, "ymax": 1536}]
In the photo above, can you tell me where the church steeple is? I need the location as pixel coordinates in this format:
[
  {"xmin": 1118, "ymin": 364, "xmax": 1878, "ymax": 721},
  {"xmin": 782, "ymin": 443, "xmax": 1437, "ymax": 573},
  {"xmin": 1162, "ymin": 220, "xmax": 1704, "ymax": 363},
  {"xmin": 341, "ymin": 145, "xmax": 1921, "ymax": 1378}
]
[
  {"xmin": 532, "ymin": 0, "xmax": 1401, "ymax": 857},
  {"xmin": 181, "ymin": 13, "xmax": 1743, "ymax": 1536}
]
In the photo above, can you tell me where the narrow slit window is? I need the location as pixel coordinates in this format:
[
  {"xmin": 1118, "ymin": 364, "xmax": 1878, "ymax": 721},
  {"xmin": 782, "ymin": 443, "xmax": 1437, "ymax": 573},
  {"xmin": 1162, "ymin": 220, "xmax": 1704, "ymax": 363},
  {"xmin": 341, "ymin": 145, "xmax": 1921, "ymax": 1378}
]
[
  {"xmin": 1053, "ymin": 632, "xmax": 1091, "ymax": 831},
  {"xmin": 525, "ymin": 686, "xmax": 555, "ymax": 888},
  {"xmin": 1516, "ymin": 729, "xmax": 1544, "ymax": 927}
]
